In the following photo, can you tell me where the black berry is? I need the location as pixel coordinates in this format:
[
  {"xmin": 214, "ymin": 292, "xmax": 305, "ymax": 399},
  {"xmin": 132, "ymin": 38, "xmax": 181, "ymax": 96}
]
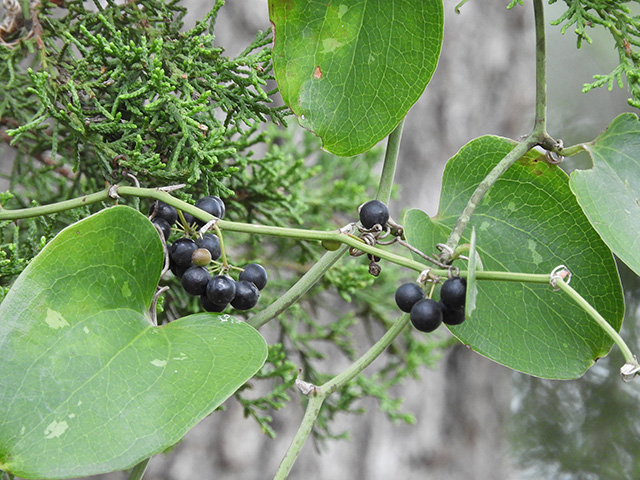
[
  {"xmin": 395, "ymin": 282, "xmax": 424, "ymax": 313},
  {"xmin": 194, "ymin": 196, "xmax": 224, "ymax": 226},
  {"xmin": 169, "ymin": 238, "xmax": 197, "ymax": 267},
  {"xmin": 169, "ymin": 258, "xmax": 189, "ymax": 279},
  {"xmin": 231, "ymin": 280, "xmax": 260, "ymax": 310},
  {"xmin": 181, "ymin": 266, "xmax": 211, "ymax": 296},
  {"xmin": 238, "ymin": 263, "xmax": 268, "ymax": 290},
  {"xmin": 192, "ymin": 248, "xmax": 212, "ymax": 267},
  {"xmin": 149, "ymin": 201, "xmax": 178, "ymax": 226},
  {"xmin": 195, "ymin": 233, "xmax": 221, "ymax": 261},
  {"xmin": 152, "ymin": 217, "xmax": 172, "ymax": 241},
  {"xmin": 201, "ymin": 295, "xmax": 228, "ymax": 313},
  {"xmin": 441, "ymin": 303, "xmax": 466, "ymax": 326},
  {"xmin": 440, "ymin": 277, "xmax": 467, "ymax": 310},
  {"xmin": 410, "ymin": 299, "xmax": 443, "ymax": 333},
  {"xmin": 359, "ymin": 200, "xmax": 390, "ymax": 229},
  {"xmin": 206, "ymin": 275, "xmax": 236, "ymax": 306},
  {"xmin": 367, "ymin": 254, "xmax": 381, "ymax": 262},
  {"xmin": 211, "ymin": 196, "xmax": 226, "ymax": 219}
]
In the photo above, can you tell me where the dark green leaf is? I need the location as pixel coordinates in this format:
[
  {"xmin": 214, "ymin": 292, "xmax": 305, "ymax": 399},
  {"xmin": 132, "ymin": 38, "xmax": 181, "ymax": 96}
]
[
  {"xmin": 570, "ymin": 112, "xmax": 640, "ymax": 276},
  {"xmin": 0, "ymin": 206, "xmax": 267, "ymax": 479},
  {"xmin": 405, "ymin": 136, "xmax": 624, "ymax": 379},
  {"xmin": 269, "ymin": 0, "xmax": 443, "ymax": 156}
]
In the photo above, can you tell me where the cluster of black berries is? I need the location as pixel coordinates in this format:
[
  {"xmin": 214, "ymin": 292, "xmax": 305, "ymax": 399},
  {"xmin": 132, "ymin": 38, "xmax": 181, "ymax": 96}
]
[
  {"xmin": 149, "ymin": 196, "xmax": 268, "ymax": 313},
  {"xmin": 395, "ymin": 277, "xmax": 467, "ymax": 332}
]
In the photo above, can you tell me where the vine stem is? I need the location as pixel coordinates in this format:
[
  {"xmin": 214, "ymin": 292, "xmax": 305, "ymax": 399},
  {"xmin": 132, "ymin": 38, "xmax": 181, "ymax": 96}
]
[
  {"xmin": 439, "ymin": 137, "xmax": 538, "ymax": 261},
  {"xmin": 555, "ymin": 280, "xmax": 638, "ymax": 370},
  {"xmin": 274, "ymin": 314, "xmax": 411, "ymax": 479},
  {"xmin": 126, "ymin": 458, "xmax": 150, "ymax": 480},
  {"xmin": 376, "ymin": 118, "xmax": 404, "ymax": 205},
  {"xmin": 273, "ymin": 394, "xmax": 324, "ymax": 480},
  {"xmin": 0, "ymin": 187, "xmax": 556, "ymax": 285},
  {"xmin": 440, "ymin": 0, "xmax": 553, "ymax": 263}
]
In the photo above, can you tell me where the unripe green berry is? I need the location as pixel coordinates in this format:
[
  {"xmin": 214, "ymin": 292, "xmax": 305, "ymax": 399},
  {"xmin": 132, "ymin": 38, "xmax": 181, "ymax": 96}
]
[
  {"xmin": 321, "ymin": 239, "xmax": 341, "ymax": 251},
  {"xmin": 192, "ymin": 248, "xmax": 212, "ymax": 267}
]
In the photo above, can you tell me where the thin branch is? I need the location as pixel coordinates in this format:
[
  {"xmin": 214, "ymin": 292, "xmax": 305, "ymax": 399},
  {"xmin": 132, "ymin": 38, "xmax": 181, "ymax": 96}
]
[
  {"xmin": 440, "ymin": 0, "xmax": 551, "ymax": 263},
  {"xmin": 126, "ymin": 458, "xmax": 150, "ymax": 480},
  {"xmin": 376, "ymin": 118, "xmax": 404, "ymax": 205}
]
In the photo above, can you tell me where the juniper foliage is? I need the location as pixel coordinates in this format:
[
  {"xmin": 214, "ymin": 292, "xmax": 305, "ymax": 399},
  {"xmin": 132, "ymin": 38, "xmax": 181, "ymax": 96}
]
[{"xmin": 508, "ymin": 0, "xmax": 640, "ymax": 108}]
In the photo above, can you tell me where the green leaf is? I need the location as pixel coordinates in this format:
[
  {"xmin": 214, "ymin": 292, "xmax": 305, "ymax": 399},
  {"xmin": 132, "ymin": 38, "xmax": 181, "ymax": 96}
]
[
  {"xmin": 0, "ymin": 206, "xmax": 267, "ymax": 479},
  {"xmin": 466, "ymin": 227, "xmax": 478, "ymax": 319},
  {"xmin": 570, "ymin": 112, "xmax": 640, "ymax": 276},
  {"xmin": 405, "ymin": 136, "xmax": 624, "ymax": 379},
  {"xmin": 269, "ymin": 0, "xmax": 443, "ymax": 156}
]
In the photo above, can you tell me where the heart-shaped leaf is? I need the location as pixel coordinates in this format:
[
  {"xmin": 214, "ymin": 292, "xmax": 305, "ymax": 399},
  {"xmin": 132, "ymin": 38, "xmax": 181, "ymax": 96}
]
[
  {"xmin": 0, "ymin": 206, "xmax": 267, "ymax": 479},
  {"xmin": 269, "ymin": 0, "xmax": 444, "ymax": 156},
  {"xmin": 405, "ymin": 136, "xmax": 624, "ymax": 379},
  {"xmin": 570, "ymin": 112, "xmax": 640, "ymax": 276}
]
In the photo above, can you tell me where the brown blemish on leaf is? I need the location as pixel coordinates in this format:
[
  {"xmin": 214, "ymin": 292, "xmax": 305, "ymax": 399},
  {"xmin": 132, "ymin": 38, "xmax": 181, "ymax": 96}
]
[
  {"xmin": 313, "ymin": 66, "xmax": 322, "ymax": 79},
  {"xmin": 518, "ymin": 154, "xmax": 547, "ymax": 175}
]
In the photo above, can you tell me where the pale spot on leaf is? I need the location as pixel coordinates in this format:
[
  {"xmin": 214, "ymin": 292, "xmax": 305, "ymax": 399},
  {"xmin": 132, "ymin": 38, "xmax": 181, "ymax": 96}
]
[
  {"xmin": 151, "ymin": 359, "xmax": 167, "ymax": 367},
  {"xmin": 121, "ymin": 281, "xmax": 131, "ymax": 297},
  {"xmin": 44, "ymin": 420, "xmax": 69, "ymax": 439},
  {"xmin": 322, "ymin": 38, "xmax": 343, "ymax": 53},
  {"xmin": 527, "ymin": 239, "xmax": 543, "ymax": 266},
  {"xmin": 45, "ymin": 309, "xmax": 69, "ymax": 330}
]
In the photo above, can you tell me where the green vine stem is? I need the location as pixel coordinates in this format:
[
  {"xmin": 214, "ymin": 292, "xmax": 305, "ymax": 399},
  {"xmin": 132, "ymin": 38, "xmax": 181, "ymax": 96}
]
[
  {"xmin": 440, "ymin": 0, "xmax": 555, "ymax": 263},
  {"xmin": 555, "ymin": 279, "xmax": 639, "ymax": 377},
  {"xmin": 439, "ymin": 137, "xmax": 539, "ymax": 262},
  {"xmin": 376, "ymin": 118, "xmax": 404, "ymax": 205},
  {"xmin": 0, "ymin": 186, "xmax": 559, "ymax": 286},
  {"xmin": 274, "ymin": 314, "xmax": 411, "ymax": 479},
  {"xmin": 126, "ymin": 458, "xmax": 150, "ymax": 480},
  {"xmin": 273, "ymin": 394, "xmax": 324, "ymax": 480},
  {"xmin": 533, "ymin": 0, "xmax": 548, "ymax": 134}
]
